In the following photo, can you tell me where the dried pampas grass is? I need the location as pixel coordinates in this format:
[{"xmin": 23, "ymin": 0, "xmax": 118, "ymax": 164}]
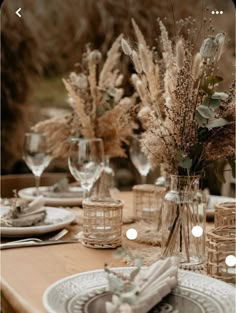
[
  {"xmin": 123, "ymin": 18, "xmax": 235, "ymax": 176},
  {"xmin": 33, "ymin": 36, "xmax": 137, "ymax": 159}
]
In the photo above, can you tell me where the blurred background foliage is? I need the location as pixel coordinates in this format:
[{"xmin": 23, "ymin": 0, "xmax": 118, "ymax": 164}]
[{"xmin": 1, "ymin": 0, "xmax": 235, "ymax": 192}]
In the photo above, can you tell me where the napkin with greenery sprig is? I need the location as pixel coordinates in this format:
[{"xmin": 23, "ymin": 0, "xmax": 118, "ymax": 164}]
[{"xmin": 1, "ymin": 194, "xmax": 46, "ymax": 227}]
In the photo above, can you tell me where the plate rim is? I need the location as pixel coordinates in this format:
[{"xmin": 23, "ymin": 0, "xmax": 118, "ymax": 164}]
[
  {"xmin": 0, "ymin": 206, "xmax": 76, "ymax": 237},
  {"xmin": 18, "ymin": 186, "xmax": 83, "ymax": 206},
  {"xmin": 42, "ymin": 267, "xmax": 236, "ymax": 313}
]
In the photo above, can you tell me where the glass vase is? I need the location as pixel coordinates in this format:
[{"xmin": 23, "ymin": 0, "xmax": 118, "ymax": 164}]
[{"xmin": 161, "ymin": 175, "xmax": 206, "ymax": 266}]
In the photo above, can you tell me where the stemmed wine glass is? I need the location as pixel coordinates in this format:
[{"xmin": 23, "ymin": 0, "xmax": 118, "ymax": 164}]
[
  {"xmin": 68, "ymin": 138, "xmax": 104, "ymax": 199},
  {"xmin": 23, "ymin": 132, "xmax": 52, "ymax": 196},
  {"xmin": 129, "ymin": 135, "xmax": 151, "ymax": 184}
]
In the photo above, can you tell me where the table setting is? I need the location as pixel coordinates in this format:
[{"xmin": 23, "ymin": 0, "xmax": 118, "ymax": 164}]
[{"xmin": 1, "ymin": 10, "xmax": 236, "ymax": 313}]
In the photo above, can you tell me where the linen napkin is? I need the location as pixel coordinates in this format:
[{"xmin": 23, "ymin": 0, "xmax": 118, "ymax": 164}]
[
  {"xmin": 41, "ymin": 178, "xmax": 83, "ymax": 198},
  {"xmin": 1, "ymin": 196, "xmax": 46, "ymax": 227},
  {"xmin": 106, "ymin": 257, "xmax": 179, "ymax": 313}
]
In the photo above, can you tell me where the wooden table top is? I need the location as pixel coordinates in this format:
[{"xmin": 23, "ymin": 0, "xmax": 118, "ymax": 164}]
[{"xmin": 0, "ymin": 191, "xmax": 214, "ymax": 313}]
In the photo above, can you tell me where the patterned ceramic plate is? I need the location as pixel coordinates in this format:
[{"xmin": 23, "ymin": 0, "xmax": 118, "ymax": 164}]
[
  {"xmin": 0, "ymin": 206, "xmax": 75, "ymax": 237},
  {"xmin": 43, "ymin": 268, "xmax": 236, "ymax": 313}
]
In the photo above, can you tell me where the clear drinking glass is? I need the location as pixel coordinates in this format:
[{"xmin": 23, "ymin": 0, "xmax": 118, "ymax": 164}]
[
  {"xmin": 23, "ymin": 132, "xmax": 51, "ymax": 196},
  {"xmin": 129, "ymin": 135, "xmax": 151, "ymax": 184},
  {"xmin": 68, "ymin": 138, "xmax": 104, "ymax": 198}
]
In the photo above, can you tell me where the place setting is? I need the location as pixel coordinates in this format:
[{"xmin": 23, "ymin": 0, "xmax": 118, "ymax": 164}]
[
  {"xmin": 16, "ymin": 132, "xmax": 84, "ymax": 207},
  {"xmin": 42, "ymin": 255, "xmax": 235, "ymax": 313},
  {"xmin": 0, "ymin": 196, "xmax": 76, "ymax": 239}
]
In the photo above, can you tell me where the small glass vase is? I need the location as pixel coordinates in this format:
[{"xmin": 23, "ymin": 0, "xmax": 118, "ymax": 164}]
[{"xmin": 161, "ymin": 175, "xmax": 206, "ymax": 266}]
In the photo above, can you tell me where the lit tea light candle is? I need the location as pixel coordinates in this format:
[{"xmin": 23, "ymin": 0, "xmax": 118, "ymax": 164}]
[
  {"xmin": 225, "ymin": 255, "xmax": 236, "ymax": 267},
  {"xmin": 142, "ymin": 207, "xmax": 157, "ymax": 217},
  {"xmin": 94, "ymin": 226, "xmax": 112, "ymax": 231},
  {"xmin": 142, "ymin": 207, "xmax": 156, "ymax": 212},
  {"xmin": 191, "ymin": 225, "xmax": 203, "ymax": 237},
  {"xmin": 126, "ymin": 228, "xmax": 138, "ymax": 240}
]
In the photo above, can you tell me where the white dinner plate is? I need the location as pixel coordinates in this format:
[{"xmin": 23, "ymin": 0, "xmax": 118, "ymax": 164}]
[
  {"xmin": 18, "ymin": 186, "xmax": 84, "ymax": 207},
  {"xmin": 43, "ymin": 268, "xmax": 235, "ymax": 313},
  {"xmin": 0, "ymin": 206, "xmax": 76, "ymax": 237}
]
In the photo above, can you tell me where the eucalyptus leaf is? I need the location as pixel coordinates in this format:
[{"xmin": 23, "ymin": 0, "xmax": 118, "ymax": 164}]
[
  {"xmin": 205, "ymin": 75, "xmax": 223, "ymax": 85},
  {"xmin": 203, "ymin": 97, "xmax": 220, "ymax": 111},
  {"xmin": 202, "ymin": 97, "xmax": 211, "ymax": 106},
  {"xmin": 196, "ymin": 105, "xmax": 214, "ymax": 119},
  {"xmin": 179, "ymin": 157, "xmax": 192, "ymax": 169},
  {"xmin": 206, "ymin": 118, "xmax": 228, "ymax": 129},
  {"xmin": 212, "ymin": 92, "xmax": 229, "ymax": 100},
  {"xmin": 112, "ymin": 247, "xmax": 126, "ymax": 258},
  {"xmin": 195, "ymin": 111, "xmax": 207, "ymax": 127},
  {"xmin": 176, "ymin": 150, "xmax": 185, "ymax": 162},
  {"xmin": 51, "ymin": 178, "xmax": 69, "ymax": 192},
  {"xmin": 201, "ymin": 84, "xmax": 214, "ymax": 95}
]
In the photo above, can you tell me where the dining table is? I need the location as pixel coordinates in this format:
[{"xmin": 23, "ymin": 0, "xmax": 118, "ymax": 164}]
[{"xmin": 0, "ymin": 191, "xmax": 216, "ymax": 313}]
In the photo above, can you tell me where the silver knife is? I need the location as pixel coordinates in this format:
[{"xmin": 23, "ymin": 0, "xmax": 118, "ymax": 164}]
[{"xmin": 0, "ymin": 239, "xmax": 80, "ymax": 250}]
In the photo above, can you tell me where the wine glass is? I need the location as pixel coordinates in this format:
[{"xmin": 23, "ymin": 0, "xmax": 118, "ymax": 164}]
[
  {"xmin": 129, "ymin": 135, "xmax": 151, "ymax": 184},
  {"xmin": 23, "ymin": 132, "xmax": 51, "ymax": 196},
  {"xmin": 68, "ymin": 138, "xmax": 104, "ymax": 198}
]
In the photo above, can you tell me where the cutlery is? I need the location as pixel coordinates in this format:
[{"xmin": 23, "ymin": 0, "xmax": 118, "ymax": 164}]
[
  {"xmin": 0, "ymin": 238, "xmax": 80, "ymax": 250},
  {"xmin": 0, "ymin": 228, "xmax": 69, "ymax": 245},
  {"xmin": 0, "ymin": 228, "xmax": 76, "ymax": 250}
]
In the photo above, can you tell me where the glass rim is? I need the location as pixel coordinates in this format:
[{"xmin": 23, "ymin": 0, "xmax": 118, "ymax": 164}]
[
  {"xmin": 170, "ymin": 174, "xmax": 201, "ymax": 179},
  {"xmin": 69, "ymin": 137, "xmax": 103, "ymax": 143},
  {"xmin": 24, "ymin": 132, "xmax": 46, "ymax": 137}
]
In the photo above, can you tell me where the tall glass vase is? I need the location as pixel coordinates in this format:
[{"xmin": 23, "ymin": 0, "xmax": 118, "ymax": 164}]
[{"xmin": 161, "ymin": 175, "xmax": 206, "ymax": 266}]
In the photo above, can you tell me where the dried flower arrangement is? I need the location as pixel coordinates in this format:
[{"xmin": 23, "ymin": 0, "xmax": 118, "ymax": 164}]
[
  {"xmin": 33, "ymin": 35, "xmax": 137, "ymax": 159},
  {"xmin": 121, "ymin": 18, "xmax": 235, "ymax": 179}
]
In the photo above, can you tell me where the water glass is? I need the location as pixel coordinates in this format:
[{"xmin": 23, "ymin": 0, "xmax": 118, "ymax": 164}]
[
  {"xmin": 129, "ymin": 135, "xmax": 151, "ymax": 184},
  {"xmin": 23, "ymin": 132, "xmax": 51, "ymax": 195},
  {"xmin": 68, "ymin": 138, "xmax": 104, "ymax": 198}
]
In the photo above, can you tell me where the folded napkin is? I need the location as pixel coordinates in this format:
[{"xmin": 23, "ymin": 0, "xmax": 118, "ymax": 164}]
[
  {"xmin": 40, "ymin": 178, "xmax": 83, "ymax": 198},
  {"xmin": 50, "ymin": 177, "xmax": 69, "ymax": 193},
  {"xmin": 106, "ymin": 257, "xmax": 179, "ymax": 313},
  {"xmin": 1, "ymin": 196, "xmax": 46, "ymax": 227}
]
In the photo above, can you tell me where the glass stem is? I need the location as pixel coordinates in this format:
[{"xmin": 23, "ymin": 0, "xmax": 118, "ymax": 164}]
[
  {"xmin": 140, "ymin": 175, "xmax": 146, "ymax": 184},
  {"xmin": 83, "ymin": 188, "xmax": 91, "ymax": 200},
  {"xmin": 35, "ymin": 175, "xmax": 40, "ymax": 196}
]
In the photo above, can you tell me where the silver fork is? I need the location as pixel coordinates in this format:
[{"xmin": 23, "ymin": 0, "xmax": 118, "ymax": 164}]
[{"xmin": 1, "ymin": 229, "xmax": 69, "ymax": 247}]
